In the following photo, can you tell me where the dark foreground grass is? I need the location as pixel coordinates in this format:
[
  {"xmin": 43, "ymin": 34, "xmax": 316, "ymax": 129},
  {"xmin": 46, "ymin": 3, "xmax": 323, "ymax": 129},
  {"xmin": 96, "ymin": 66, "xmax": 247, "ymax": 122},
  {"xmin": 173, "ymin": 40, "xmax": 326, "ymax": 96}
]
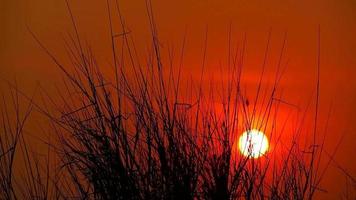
[{"xmin": 1, "ymin": 0, "xmax": 354, "ymax": 199}]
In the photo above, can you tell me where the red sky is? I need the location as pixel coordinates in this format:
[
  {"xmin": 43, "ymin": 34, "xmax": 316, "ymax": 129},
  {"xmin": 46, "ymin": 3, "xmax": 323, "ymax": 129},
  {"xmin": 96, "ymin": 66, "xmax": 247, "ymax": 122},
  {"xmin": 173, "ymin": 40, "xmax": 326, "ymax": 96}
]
[{"xmin": 1, "ymin": 0, "xmax": 356, "ymax": 198}]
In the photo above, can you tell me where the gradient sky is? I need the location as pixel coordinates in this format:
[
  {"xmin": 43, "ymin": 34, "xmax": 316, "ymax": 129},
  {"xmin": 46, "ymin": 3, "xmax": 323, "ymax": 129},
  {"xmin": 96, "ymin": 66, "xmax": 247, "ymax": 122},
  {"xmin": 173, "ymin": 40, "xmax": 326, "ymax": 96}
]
[{"xmin": 1, "ymin": 0, "xmax": 356, "ymax": 198}]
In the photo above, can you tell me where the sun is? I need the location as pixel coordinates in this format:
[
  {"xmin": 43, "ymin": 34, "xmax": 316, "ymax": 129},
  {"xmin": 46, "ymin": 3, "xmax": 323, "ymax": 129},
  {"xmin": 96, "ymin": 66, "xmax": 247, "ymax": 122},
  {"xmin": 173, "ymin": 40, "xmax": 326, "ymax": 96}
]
[{"xmin": 238, "ymin": 129, "xmax": 269, "ymax": 159}]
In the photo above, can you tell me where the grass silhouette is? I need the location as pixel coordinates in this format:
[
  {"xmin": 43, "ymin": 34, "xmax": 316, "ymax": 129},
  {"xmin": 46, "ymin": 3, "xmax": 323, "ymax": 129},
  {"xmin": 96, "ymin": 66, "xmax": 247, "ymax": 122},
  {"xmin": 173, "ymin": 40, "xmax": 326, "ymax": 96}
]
[{"xmin": 1, "ymin": 0, "xmax": 354, "ymax": 199}]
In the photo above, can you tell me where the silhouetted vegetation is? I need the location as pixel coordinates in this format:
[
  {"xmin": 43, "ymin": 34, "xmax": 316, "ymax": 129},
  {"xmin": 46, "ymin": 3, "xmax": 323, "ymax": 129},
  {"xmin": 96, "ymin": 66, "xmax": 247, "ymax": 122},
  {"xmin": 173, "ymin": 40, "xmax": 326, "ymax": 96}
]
[{"xmin": 1, "ymin": 0, "xmax": 354, "ymax": 199}]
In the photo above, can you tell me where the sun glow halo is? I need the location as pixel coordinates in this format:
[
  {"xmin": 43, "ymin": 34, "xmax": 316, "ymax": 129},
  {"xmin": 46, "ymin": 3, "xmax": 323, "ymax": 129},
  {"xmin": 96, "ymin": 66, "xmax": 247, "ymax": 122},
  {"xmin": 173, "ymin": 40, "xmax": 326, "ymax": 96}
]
[{"xmin": 238, "ymin": 129, "xmax": 269, "ymax": 159}]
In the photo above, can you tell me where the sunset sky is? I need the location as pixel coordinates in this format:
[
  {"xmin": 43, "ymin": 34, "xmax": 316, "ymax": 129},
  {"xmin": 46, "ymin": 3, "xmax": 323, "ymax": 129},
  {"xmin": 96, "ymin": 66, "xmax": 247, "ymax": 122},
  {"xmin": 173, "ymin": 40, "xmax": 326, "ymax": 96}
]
[{"xmin": 1, "ymin": 0, "xmax": 356, "ymax": 198}]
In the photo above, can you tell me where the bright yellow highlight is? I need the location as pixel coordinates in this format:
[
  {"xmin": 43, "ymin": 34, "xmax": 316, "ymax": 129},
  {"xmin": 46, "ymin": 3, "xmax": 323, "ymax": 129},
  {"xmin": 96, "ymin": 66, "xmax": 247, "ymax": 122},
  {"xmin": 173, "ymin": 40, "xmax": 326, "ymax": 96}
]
[{"xmin": 238, "ymin": 129, "xmax": 269, "ymax": 159}]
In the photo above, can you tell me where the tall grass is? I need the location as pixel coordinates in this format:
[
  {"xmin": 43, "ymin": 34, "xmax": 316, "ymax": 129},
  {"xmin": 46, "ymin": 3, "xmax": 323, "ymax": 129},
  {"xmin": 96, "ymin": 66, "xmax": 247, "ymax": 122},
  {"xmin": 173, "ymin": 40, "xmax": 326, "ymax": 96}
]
[{"xmin": 1, "ymin": 0, "xmax": 353, "ymax": 199}]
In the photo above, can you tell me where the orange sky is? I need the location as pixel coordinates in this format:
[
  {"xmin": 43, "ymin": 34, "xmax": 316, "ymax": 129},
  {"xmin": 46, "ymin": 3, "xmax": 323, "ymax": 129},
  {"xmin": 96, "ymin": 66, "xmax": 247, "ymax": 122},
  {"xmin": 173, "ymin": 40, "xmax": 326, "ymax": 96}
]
[{"xmin": 1, "ymin": 0, "xmax": 356, "ymax": 198}]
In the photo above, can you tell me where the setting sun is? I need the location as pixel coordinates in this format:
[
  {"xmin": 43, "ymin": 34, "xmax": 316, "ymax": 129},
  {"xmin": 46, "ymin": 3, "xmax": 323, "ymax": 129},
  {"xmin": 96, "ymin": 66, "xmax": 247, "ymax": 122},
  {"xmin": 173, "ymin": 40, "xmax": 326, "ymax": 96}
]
[{"xmin": 239, "ymin": 129, "xmax": 269, "ymax": 159}]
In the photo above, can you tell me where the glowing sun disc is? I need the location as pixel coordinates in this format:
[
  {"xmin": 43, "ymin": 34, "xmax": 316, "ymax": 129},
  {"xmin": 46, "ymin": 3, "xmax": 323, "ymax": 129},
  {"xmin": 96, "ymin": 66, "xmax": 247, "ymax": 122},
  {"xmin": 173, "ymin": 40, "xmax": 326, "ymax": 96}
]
[{"xmin": 238, "ymin": 129, "xmax": 269, "ymax": 158}]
